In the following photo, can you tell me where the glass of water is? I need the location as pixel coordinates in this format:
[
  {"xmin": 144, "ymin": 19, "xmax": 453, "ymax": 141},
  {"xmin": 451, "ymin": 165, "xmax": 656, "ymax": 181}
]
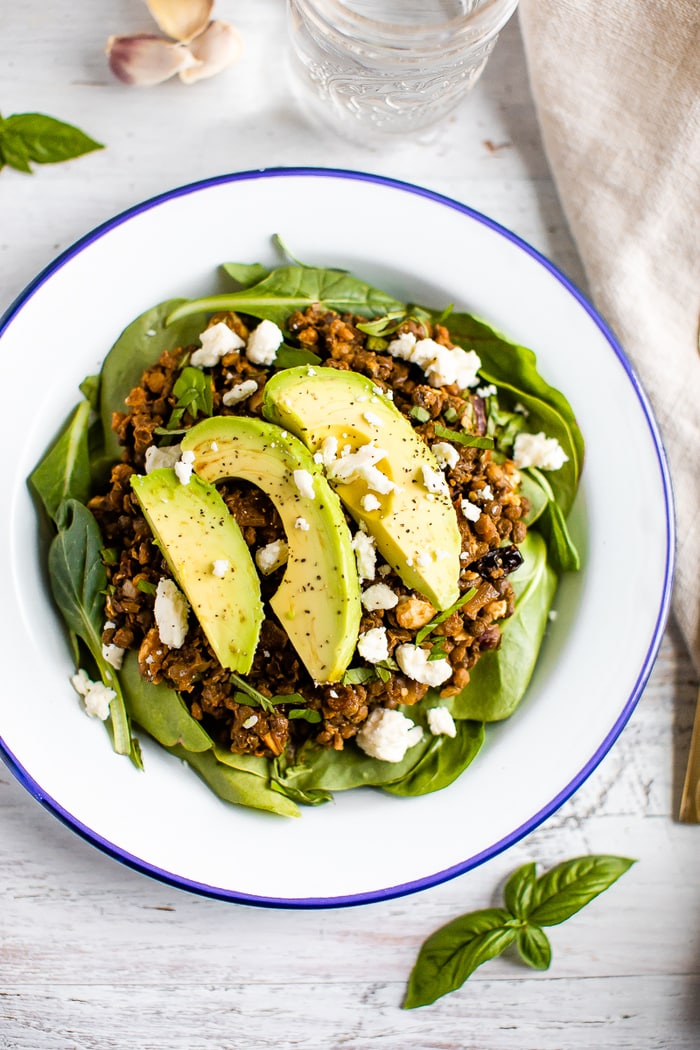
[{"xmin": 287, "ymin": 0, "xmax": 520, "ymax": 145}]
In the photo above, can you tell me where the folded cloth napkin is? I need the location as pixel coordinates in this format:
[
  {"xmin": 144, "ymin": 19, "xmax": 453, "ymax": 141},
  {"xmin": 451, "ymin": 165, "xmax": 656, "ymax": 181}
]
[{"xmin": 519, "ymin": 0, "xmax": 700, "ymax": 672}]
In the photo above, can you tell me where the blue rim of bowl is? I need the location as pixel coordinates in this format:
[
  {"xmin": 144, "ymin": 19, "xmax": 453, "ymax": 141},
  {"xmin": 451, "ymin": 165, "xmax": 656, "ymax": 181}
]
[{"xmin": 0, "ymin": 166, "xmax": 675, "ymax": 909}]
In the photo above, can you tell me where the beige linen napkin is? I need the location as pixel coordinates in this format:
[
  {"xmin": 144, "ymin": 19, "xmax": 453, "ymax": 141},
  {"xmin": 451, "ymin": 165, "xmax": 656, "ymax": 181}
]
[{"xmin": 519, "ymin": 0, "xmax": 700, "ymax": 672}]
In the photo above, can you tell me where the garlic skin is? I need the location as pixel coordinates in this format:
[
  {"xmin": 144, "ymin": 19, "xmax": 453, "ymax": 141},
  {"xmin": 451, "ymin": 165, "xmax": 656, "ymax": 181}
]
[
  {"xmin": 106, "ymin": 34, "xmax": 199, "ymax": 86},
  {"xmin": 179, "ymin": 21, "xmax": 243, "ymax": 83},
  {"xmin": 145, "ymin": 0, "xmax": 214, "ymax": 43}
]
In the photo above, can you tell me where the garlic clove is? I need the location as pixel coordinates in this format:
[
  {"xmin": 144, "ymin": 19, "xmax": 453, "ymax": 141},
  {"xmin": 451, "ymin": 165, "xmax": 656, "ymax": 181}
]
[
  {"xmin": 145, "ymin": 0, "xmax": 214, "ymax": 43},
  {"xmin": 178, "ymin": 20, "xmax": 243, "ymax": 83},
  {"xmin": 106, "ymin": 33, "xmax": 200, "ymax": 86}
]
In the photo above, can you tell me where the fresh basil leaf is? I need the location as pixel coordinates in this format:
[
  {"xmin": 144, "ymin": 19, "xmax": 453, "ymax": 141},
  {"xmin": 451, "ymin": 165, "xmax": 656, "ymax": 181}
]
[
  {"xmin": 29, "ymin": 400, "xmax": 92, "ymax": 525},
  {"xmin": 451, "ymin": 531, "xmax": 557, "ymax": 722},
  {"xmin": 517, "ymin": 924, "xmax": 552, "ymax": 970},
  {"xmin": 229, "ymin": 671, "xmax": 275, "ymax": 712},
  {"xmin": 119, "ymin": 650, "xmax": 212, "ymax": 752},
  {"xmin": 48, "ymin": 499, "xmax": 138, "ymax": 763},
  {"xmin": 173, "ymin": 365, "xmax": 213, "ymax": 419},
  {"xmin": 415, "ymin": 586, "xmax": 478, "ymax": 644},
  {"xmin": 288, "ymin": 708, "xmax": 322, "ymax": 723},
  {"xmin": 0, "ymin": 129, "xmax": 32, "ymax": 173},
  {"xmin": 433, "ymin": 423, "xmax": 494, "ymax": 450},
  {"xmin": 273, "ymin": 345, "xmax": 322, "ymax": 369},
  {"xmin": 503, "ymin": 862, "xmax": 537, "ymax": 919},
  {"xmin": 1, "ymin": 112, "xmax": 103, "ymax": 168},
  {"xmin": 527, "ymin": 855, "xmax": 636, "ymax": 927},
  {"xmin": 98, "ymin": 299, "xmax": 209, "ymax": 467},
  {"xmin": 355, "ymin": 310, "xmax": 407, "ymax": 337},
  {"xmin": 341, "ymin": 667, "xmax": 377, "ymax": 685},
  {"xmin": 404, "ymin": 908, "xmax": 516, "ymax": 1009},
  {"xmin": 167, "ymin": 265, "xmax": 405, "ymax": 328}
]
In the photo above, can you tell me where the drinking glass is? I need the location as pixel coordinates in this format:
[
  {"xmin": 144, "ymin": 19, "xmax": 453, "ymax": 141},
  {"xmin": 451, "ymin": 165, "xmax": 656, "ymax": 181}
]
[{"xmin": 287, "ymin": 0, "xmax": 520, "ymax": 144}]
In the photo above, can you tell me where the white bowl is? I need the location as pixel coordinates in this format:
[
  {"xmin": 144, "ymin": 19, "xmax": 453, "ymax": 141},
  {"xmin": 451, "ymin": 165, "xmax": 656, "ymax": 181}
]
[{"xmin": 0, "ymin": 169, "xmax": 673, "ymax": 907}]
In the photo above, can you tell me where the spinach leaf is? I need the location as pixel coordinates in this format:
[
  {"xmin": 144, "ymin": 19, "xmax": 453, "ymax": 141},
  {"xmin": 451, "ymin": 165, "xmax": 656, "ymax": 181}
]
[
  {"xmin": 29, "ymin": 400, "xmax": 92, "ymax": 525},
  {"xmin": 517, "ymin": 467, "xmax": 550, "ymax": 525},
  {"xmin": 451, "ymin": 531, "xmax": 557, "ymax": 722},
  {"xmin": 439, "ymin": 311, "xmax": 583, "ymax": 515},
  {"xmin": 168, "ymin": 744, "xmax": 299, "ymax": 818},
  {"xmin": 527, "ymin": 855, "xmax": 636, "ymax": 927},
  {"xmin": 98, "ymin": 299, "xmax": 209, "ymax": 466},
  {"xmin": 119, "ymin": 651, "xmax": 212, "ymax": 752},
  {"xmin": 525, "ymin": 467, "xmax": 581, "ymax": 573},
  {"xmin": 0, "ymin": 112, "xmax": 103, "ymax": 174},
  {"xmin": 273, "ymin": 345, "xmax": 322, "ymax": 369},
  {"xmin": 404, "ymin": 908, "xmax": 516, "ymax": 1008},
  {"xmin": 166, "ymin": 266, "xmax": 406, "ymax": 328},
  {"xmin": 222, "ymin": 261, "xmax": 271, "ymax": 288},
  {"xmin": 48, "ymin": 499, "xmax": 139, "ymax": 764}
]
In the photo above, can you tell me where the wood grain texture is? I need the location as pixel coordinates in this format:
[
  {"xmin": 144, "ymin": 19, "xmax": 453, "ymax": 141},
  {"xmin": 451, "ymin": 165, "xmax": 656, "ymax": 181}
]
[{"xmin": 1, "ymin": 4, "xmax": 699, "ymax": 1048}]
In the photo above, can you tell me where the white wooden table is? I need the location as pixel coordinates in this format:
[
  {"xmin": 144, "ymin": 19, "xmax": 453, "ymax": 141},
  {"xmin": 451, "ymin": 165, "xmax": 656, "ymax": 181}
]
[{"xmin": 2, "ymin": 5, "xmax": 699, "ymax": 1047}]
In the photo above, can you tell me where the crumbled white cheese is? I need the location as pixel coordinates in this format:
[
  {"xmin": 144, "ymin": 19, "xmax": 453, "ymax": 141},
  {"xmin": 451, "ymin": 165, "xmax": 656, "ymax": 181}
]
[
  {"xmin": 293, "ymin": 469, "xmax": 316, "ymax": 500},
  {"xmin": 431, "ymin": 441, "xmax": 460, "ymax": 470},
  {"xmin": 361, "ymin": 493, "xmax": 381, "ymax": 512},
  {"xmin": 352, "ymin": 529, "xmax": 377, "ymax": 581},
  {"xmin": 191, "ymin": 322, "xmax": 244, "ymax": 367},
  {"xmin": 461, "ymin": 499, "xmax": 482, "ymax": 523},
  {"xmin": 387, "ymin": 332, "xmax": 481, "ymax": 391},
  {"xmin": 101, "ymin": 621, "xmax": 125, "ymax": 670},
  {"xmin": 71, "ymin": 669, "xmax": 116, "ymax": 721},
  {"xmin": 212, "ymin": 559, "xmax": 229, "ymax": 578},
  {"xmin": 242, "ymin": 714, "xmax": 259, "ymax": 729},
  {"xmin": 427, "ymin": 706, "xmax": 457, "ymax": 738},
  {"xmin": 144, "ymin": 443, "xmax": 182, "ymax": 473},
  {"xmin": 421, "ymin": 463, "xmax": 450, "ymax": 496},
  {"xmin": 476, "ymin": 384, "xmax": 497, "ymax": 398},
  {"xmin": 361, "ymin": 582, "xmax": 399, "ymax": 611},
  {"xmin": 295, "ymin": 516, "xmax": 311, "ymax": 531},
  {"xmin": 328, "ymin": 441, "xmax": 395, "ymax": 495},
  {"xmin": 479, "ymin": 484, "xmax": 494, "ymax": 501},
  {"xmin": 356, "ymin": 707, "xmax": 423, "ymax": 763},
  {"xmin": 245, "ymin": 319, "xmax": 283, "ymax": 365},
  {"xmin": 357, "ymin": 626, "xmax": 389, "ymax": 664},
  {"xmin": 319, "ymin": 435, "xmax": 339, "ymax": 468},
  {"xmin": 363, "ymin": 410, "xmax": 383, "ymax": 427},
  {"xmin": 395, "ymin": 643, "xmax": 453, "ymax": 687},
  {"xmin": 154, "ymin": 578, "xmax": 190, "ymax": 648},
  {"xmin": 174, "ymin": 449, "xmax": 195, "ymax": 485},
  {"xmin": 255, "ymin": 539, "xmax": 289, "ymax": 575},
  {"xmin": 513, "ymin": 431, "xmax": 569, "ymax": 471},
  {"xmin": 377, "ymin": 563, "xmax": 392, "ymax": 576},
  {"xmin": 222, "ymin": 379, "xmax": 258, "ymax": 406}
]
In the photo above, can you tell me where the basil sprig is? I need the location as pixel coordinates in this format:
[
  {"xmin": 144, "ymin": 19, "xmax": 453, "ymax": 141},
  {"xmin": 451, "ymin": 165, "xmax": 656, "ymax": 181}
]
[
  {"xmin": 0, "ymin": 111, "xmax": 103, "ymax": 174},
  {"xmin": 404, "ymin": 855, "xmax": 635, "ymax": 1008}
]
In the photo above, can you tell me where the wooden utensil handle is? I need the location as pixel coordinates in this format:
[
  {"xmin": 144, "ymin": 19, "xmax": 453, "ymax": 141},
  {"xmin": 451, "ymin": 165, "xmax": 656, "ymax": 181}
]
[{"xmin": 680, "ymin": 685, "xmax": 700, "ymax": 822}]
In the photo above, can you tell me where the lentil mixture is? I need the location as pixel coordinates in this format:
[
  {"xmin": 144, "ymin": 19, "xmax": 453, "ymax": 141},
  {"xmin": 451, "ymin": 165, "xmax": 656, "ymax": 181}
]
[{"xmin": 88, "ymin": 307, "xmax": 529, "ymax": 761}]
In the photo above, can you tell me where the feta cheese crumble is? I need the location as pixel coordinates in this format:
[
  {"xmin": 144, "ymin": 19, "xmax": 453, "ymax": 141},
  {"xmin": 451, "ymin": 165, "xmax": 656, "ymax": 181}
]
[
  {"xmin": 460, "ymin": 499, "xmax": 482, "ymax": 523},
  {"xmin": 351, "ymin": 529, "xmax": 377, "ymax": 581},
  {"xmin": 361, "ymin": 493, "xmax": 381, "ymax": 512},
  {"xmin": 431, "ymin": 441, "xmax": 460, "ymax": 470},
  {"xmin": 222, "ymin": 379, "xmax": 258, "ymax": 406},
  {"xmin": 242, "ymin": 714, "xmax": 259, "ymax": 729},
  {"xmin": 71, "ymin": 669, "xmax": 116, "ymax": 721},
  {"xmin": 293, "ymin": 468, "xmax": 316, "ymax": 500},
  {"xmin": 174, "ymin": 449, "xmax": 195, "ymax": 485},
  {"xmin": 421, "ymin": 463, "xmax": 450, "ymax": 496},
  {"xmin": 101, "ymin": 621, "xmax": 125, "ymax": 670},
  {"xmin": 395, "ymin": 643, "xmax": 453, "ymax": 687},
  {"xmin": 191, "ymin": 322, "xmax": 244, "ymax": 367},
  {"xmin": 154, "ymin": 578, "xmax": 190, "ymax": 648},
  {"xmin": 328, "ymin": 441, "xmax": 396, "ymax": 495},
  {"xmin": 387, "ymin": 331, "xmax": 482, "ymax": 391},
  {"xmin": 294, "ymin": 516, "xmax": 311, "ymax": 531},
  {"xmin": 245, "ymin": 319, "xmax": 283, "ymax": 366},
  {"xmin": 212, "ymin": 559, "xmax": 230, "ymax": 578},
  {"xmin": 144, "ymin": 443, "xmax": 182, "ymax": 473},
  {"xmin": 255, "ymin": 539, "xmax": 289, "ymax": 575},
  {"xmin": 427, "ymin": 706, "xmax": 457, "ymax": 738},
  {"xmin": 356, "ymin": 708, "xmax": 423, "ymax": 763},
  {"xmin": 513, "ymin": 431, "xmax": 569, "ymax": 471},
  {"xmin": 361, "ymin": 582, "xmax": 399, "ymax": 611},
  {"xmin": 357, "ymin": 626, "xmax": 389, "ymax": 664}
]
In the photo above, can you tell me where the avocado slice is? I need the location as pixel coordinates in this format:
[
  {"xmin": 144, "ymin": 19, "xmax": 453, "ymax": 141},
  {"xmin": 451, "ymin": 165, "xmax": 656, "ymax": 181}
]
[
  {"xmin": 180, "ymin": 416, "xmax": 362, "ymax": 683},
  {"xmin": 263, "ymin": 367, "xmax": 461, "ymax": 611},
  {"xmin": 131, "ymin": 469, "xmax": 264, "ymax": 673}
]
